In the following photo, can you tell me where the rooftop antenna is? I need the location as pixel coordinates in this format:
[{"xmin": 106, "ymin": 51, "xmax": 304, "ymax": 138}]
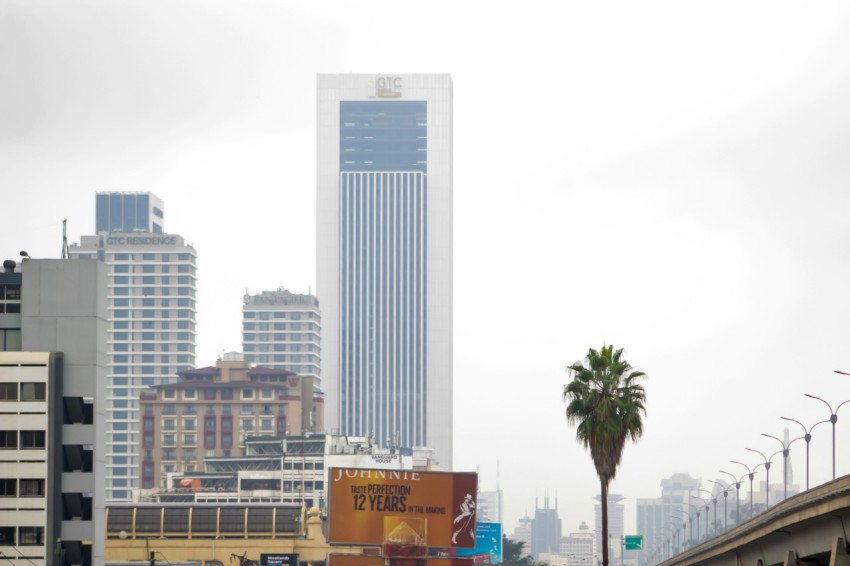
[{"xmin": 62, "ymin": 219, "xmax": 69, "ymax": 259}]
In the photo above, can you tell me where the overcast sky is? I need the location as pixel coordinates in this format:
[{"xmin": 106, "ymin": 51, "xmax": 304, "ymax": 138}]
[{"xmin": 3, "ymin": 0, "xmax": 850, "ymax": 537}]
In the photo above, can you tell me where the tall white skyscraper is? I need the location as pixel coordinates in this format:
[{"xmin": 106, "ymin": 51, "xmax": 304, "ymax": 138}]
[
  {"xmin": 316, "ymin": 74, "xmax": 453, "ymax": 467},
  {"xmin": 69, "ymin": 192, "xmax": 197, "ymax": 501}
]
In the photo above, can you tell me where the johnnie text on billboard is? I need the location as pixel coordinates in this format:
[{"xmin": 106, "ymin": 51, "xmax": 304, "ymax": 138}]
[{"xmin": 332, "ymin": 469, "xmax": 421, "ymax": 482}]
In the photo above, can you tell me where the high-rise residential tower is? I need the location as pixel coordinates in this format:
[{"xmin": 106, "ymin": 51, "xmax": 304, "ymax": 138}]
[
  {"xmin": 69, "ymin": 192, "xmax": 197, "ymax": 502},
  {"xmin": 242, "ymin": 288, "xmax": 321, "ymax": 383},
  {"xmin": 316, "ymin": 74, "xmax": 453, "ymax": 467}
]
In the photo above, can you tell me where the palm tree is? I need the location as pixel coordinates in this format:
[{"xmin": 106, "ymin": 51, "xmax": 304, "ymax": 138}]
[{"xmin": 563, "ymin": 345, "xmax": 647, "ymax": 566}]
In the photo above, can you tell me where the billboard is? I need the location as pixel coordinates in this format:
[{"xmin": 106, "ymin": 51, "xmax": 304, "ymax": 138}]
[
  {"xmin": 456, "ymin": 523, "xmax": 502, "ymax": 564},
  {"xmin": 328, "ymin": 468, "xmax": 478, "ymax": 548}
]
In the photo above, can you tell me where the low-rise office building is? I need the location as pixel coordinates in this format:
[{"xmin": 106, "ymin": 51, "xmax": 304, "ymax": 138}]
[{"xmin": 138, "ymin": 358, "xmax": 322, "ymax": 491}]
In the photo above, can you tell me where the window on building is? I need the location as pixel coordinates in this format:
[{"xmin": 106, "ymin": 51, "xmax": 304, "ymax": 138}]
[
  {"xmin": 163, "ymin": 389, "xmax": 175, "ymax": 399},
  {"xmin": 20, "ymin": 382, "xmax": 46, "ymax": 401},
  {"xmin": 0, "ymin": 479, "xmax": 16, "ymax": 496},
  {"xmin": 163, "ymin": 434, "xmax": 175, "ymax": 446},
  {"xmin": 183, "ymin": 434, "xmax": 196, "ymax": 446},
  {"xmin": 183, "ymin": 388, "xmax": 196, "ymax": 400},
  {"xmin": 0, "ymin": 430, "xmax": 18, "ymax": 449},
  {"xmin": 19, "ymin": 479, "xmax": 45, "ymax": 497},
  {"xmin": 18, "ymin": 527, "xmax": 44, "ymax": 545},
  {"xmin": 241, "ymin": 389, "xmax": 253, "ymax": 400},
  {"xmin": 1, "ymin": 329, "xmax": 23, "ymax": 351},
  {"xmin": 0, "ymin": 383, "xmax": 17, "ymax": 401},
  {"xmin": 162, "ymin": 419, "xmax": 175, "ymax": 431},
  {"xmin": 183, "ymin": 418, "xmax": 196, "ymax": 431}
]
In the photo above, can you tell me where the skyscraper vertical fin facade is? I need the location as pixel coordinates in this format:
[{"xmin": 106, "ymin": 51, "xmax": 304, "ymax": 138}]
[{"xmin": 318, "ymin": 74, "xmax": 451, "ymax": 467}]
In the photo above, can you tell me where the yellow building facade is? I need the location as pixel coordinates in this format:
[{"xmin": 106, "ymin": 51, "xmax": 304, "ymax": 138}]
[{"xmin": 105, "ymin": 504, "xmax": 368, "ymax": 566}]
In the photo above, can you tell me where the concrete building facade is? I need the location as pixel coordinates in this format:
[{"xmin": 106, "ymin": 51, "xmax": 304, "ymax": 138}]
[
  {"xmin": 69, "ymin": 191, "xmax": 197, "ymax": 502},
  {"xmin": 560, "ymin": 522, "xmax": 595, "ymax": 566},
  {"xmin": 242, "ymin": 288, "xmax": 321, "ymax": 383},
  {"xmin": 317, "ymin": 74, "xmax": 453, "ymax": 467},
  {"xmin": 137, "ymin": 358, "xmax": 320, "ymax": 491},
  {"xmin": 0, "ymin": 258, "xmax": 107, "ymax": 566}
]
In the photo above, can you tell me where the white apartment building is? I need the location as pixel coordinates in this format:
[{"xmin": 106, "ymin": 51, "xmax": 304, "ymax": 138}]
[
  {"xmin": 69, "ymin": 192, "xmax": 197, "ymax": 502},
  {"xmin": 242, "ymin": 288, "xmax": 321, "ymax": 383}
]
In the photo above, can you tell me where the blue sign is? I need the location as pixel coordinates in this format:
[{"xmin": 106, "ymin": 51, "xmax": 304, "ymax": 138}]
[
  {"xmin": 260, "ymin": 554, "xmax": 298, "ymax": 566},
  {"xmin": 456, "ymin": 523, "xmax": 502, "ymax": 564}
]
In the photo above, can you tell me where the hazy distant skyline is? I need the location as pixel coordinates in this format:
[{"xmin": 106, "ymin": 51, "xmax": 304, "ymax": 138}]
[{"xmin": 3, "ymin": 0, "xmax": 850, "ymax": 535}]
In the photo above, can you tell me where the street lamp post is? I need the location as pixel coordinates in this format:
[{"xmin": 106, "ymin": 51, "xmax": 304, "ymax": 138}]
[
  {"xmin": 707, "ymin": 479, "xmax": 730, "ymax": 531},
  {"xmin": 804, "ymin": 393, "xmax": 850, "ymax": 481},
  {"xmin": 745, "ymin": 447, "xmax": 780, "ymax": 509},
  {"xmin": 780, "ymin": 416, "xmax": 829, "ymax": 490},
  {"xmin": 730, "ymin": 460, "xmax": 756, "ymax": 520},
  {"xmin": 691, "ymin": 495, "xmax": 710, "ymax": 540},
  {"xmin": 719, "ymin": 470, "xmax": 746, "ymax": 526},
  {"xmin": 671, "ymin": 510, "xmax": 690, "ymax": 549},
  {"xmin": 698, "ymin": 489, "xmax": 717, "ymax": 536},
  {"xmin": 761, "ymin": 432, "xmax": 804, "ymax": 501},
  {"xmin": 686, "ymin": 502, "xmax": 702, "ymax": 544}
]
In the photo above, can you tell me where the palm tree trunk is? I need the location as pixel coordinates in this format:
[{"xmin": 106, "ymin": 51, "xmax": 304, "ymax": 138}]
[{"xmin": 601, "ymin": 479, "xmax": 609, "ymax": 566}]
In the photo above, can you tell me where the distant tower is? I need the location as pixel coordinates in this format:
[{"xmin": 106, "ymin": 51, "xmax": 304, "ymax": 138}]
[
  {"xmin": 511, "ymin": 514, "xmax": 533, "ymax": 557},
  {"xmin": 242, "ymin": 288, "xmax": 321, "ymax": 384},
  {"xmin": 560, "ymin": 522, "xmax": 595, "ymax": 566},
  {"xmin": 531, "ymin": 490, "xmax": 562, "ymax": 559},
  {"xmin": 317, "ymin": 74, "xmax": 453, "ymax": 463}
]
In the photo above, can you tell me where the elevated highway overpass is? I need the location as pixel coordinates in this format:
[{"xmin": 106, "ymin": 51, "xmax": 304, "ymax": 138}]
[{"xmin": 658, "ymin": 475, "xmax": 850, "ymax": 566}]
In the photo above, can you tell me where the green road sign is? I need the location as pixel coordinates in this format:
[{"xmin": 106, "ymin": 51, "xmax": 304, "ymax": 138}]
[{"xmin": 624, "ymin": 535, "xmax": 643, "ymax": 550}]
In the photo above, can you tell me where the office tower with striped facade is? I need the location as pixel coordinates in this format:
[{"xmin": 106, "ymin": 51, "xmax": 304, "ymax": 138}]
[
  {"xmin": 69, "ymin": 192, "xmax": 197, "ymax": 502},
  {"xmin": 316, "ymin": 74, "xmax": 453, "ymax": 467}
]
